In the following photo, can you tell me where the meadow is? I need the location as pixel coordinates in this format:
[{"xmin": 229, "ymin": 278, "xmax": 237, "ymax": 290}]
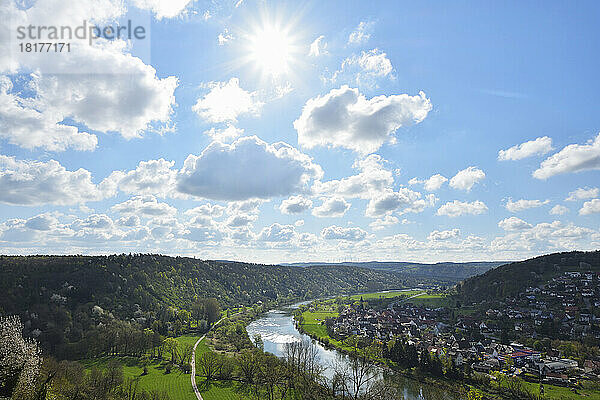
[{"xmin": 82, "ymin": 334, "xmax": 248, "ymax": 400}]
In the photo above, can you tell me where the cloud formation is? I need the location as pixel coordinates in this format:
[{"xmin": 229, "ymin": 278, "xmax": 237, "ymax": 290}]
[
  {"xmin": 177, "ymin": 136, "xmax": 323, "ymax": 200},
  {"xmin": 0, "ymin": 156, "xmax": 112, "ymax": 206},
  {"xmin": 505, "ymin": 198, "xmax": 550, "ymax": 213},
  {"xmin": 279, "ymin": 196, "xmax": 313, "ymax": 215},
  {"xmin": 193, "ymin": 78, "xmax": 263, "ymax": 123},
  {"xmin": 449, "ymin": 167, "xmax": 485, "ymax": 191},
  {"xmin": 312, "ymin": 197, "xmax": 351, "ymax": 217},
  {"xmin": 321, "ymin": 225, "xmax": 367, "ymax": 241},
  {"xmin": 294, "ymin": 86, "xmax": 432, "ymax": 154},
  {"xmin": 498, "ymin": 136, "xmax": 553, "ymax": 161},
  {"xmin": 436, "ymin": 200, "xmax": 488, "ymax": 217},
  {"xmin": 533, "ymin": 133, "xmax": 600, "ymax": 179}
]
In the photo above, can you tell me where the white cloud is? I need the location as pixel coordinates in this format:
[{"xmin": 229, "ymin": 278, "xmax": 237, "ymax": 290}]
[
  {"xmin": 312, "ymin": 154, "xmax": 394, "ymax": 199},
  {"xmin": 428, "ymin": 229, "xmax": 460, "ymax": 241},
  {"xmin": 334, "ymin": 49, "xmax": 394, "ymax": 85},
  {"xmin": 498, "ymin": 136, "xmax": 553, "ymax": 161},
  {"xmin": 226, "ymin": 199, "xmax": 264, "ymax": 216},
  {"xmin": 218, "ymin": 29, "xmax": 234, "ymax": 45},
  {"xmin": 365, "ymin": 188, "xmax": 435, "ymax": 217},
  {"xmin": 533, "ymin": 133, "xmax": 600, "ymax": 179},
  {"xmin": 308, "ymin": 35, "xmax": 327, "ymax": 56},
  {"xmin": 2, "ymin": 58, "xmax": 176, "ymax": 146},
  {"xmin": 321, "ymin": 225, "xmax": 367, "ymax": 241},
  {"xmin": 449, "ymin": 167, "xmax": 485, "ymax": 191},
  {"xmin": 0, "ymin": 155, "xmax": 112, "ymax": 206},
  {"xmin": 312, "ymin": 197, "xmax": 350, "ymax": 217},
  {"xmin": 107, "ymin": 159, "xmax": 177, "ymax": 198},
  {"xmin": 177, "ymin": 136, "xmax": 323, "ymax": 200},
  {"xmin": 192, "ymin": 78, "xmax": 263, "ymax": 123},
  {"xmin": 294, "ymin": 86, "xmax": 431, "ymax": 154},
  {"xmin": 491, "ymin": 220, "xmax": 597, "ymax": 253},
  {"xmin": 580, "ymin": 199, "xmax": 600, "ymax": 215},
  {"xmin": 71, "ymin": 214, "xmax": 114, "ymax": 230},
  {"xmin": 424, "ymin": 174, "xmax": 448, "ymax": 191},
  {"xmin": 203, "ymin": 124, "xmax": 244, "ymax": 142},
  {"xmin": 226, "ymin": 214, "xmax": 257, "ymax": 227},
  {"xmin": 257, "ymin": 223, "xmax": 296, "ymax": 242},
  {"xmin": 505, "ymin": 198, "xmax": 550, "ymax": 213},
  {"xmin": 353, "ymin": 49, "xmax": 393, "ymax": 77},
  {"xmin": 0, "ymin": 77, "xmax": 97, "ymax": 152},
  {"xmin": 549, "ymin": 205, "xmax": 569, "ymax": 215},
  {"xmin": 116, "ymin": 215, "xmax": 141, "ymax": 227},
  {"xmin": 185, "ymin": 204, "xmax": 225, "ymax": 220},
  {"xmin": 131, "ymin": 0, "xmax": 194, "ymax": 19},
  {"xmin": 294, "ymin": 219, "xmax": 304, "ymax": 227},
  {"xmin": 24, "ymin": 213, "xmax": 60, "ymax": 231},
  {"xmin": 565, "ymin": 187, "xmax": 599, "ymax": 201},
  {"xmin": 410, "ymin": 173, "xmax": 448, "ymax": 191},
  {"xmin": 29, "ymin": 47, "xmax": 177, "ymax": 140},
  {"xmin": 369, "ymin": 215, "xmax": 399, "ymax": 231},
  {"xmin": 111, "ymin": 195, "xmax": 177, "ymax": 216},
  {"xmin": 437, "ymin": 200, "xmax": 488, "ymax": 217},
  {"xmin": 279, "ymin": 195, "xmax": 313, "ymax": 215},
  {"xmin": 498, "ymin": 217, "xmax": 532, "ymax": 231},
  {"xmin": 348, "ymin": 21, "xmax": 373, "ymax": 45}
]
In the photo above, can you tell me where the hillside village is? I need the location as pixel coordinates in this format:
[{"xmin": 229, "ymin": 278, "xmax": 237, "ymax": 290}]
[{"xmin": 321, "ymin": 271, "xmax": 600, "ymax": 388}]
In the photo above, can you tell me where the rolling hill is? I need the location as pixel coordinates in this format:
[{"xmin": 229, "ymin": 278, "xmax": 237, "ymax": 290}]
[
  {"xmin": 281, "ymin": 260, "xmax": 507, "ymax": 282},
  {"xmin": 456, "ymin": 250, "xmax": 600, "ymax": 304}
]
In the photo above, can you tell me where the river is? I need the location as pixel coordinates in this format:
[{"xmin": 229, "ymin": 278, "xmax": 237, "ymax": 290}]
[{"xmin": 246, "ymin": 301, "xmax": 462, "ymax": 400}]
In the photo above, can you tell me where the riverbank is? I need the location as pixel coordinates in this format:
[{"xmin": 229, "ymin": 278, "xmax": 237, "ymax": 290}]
[
  {"xmin": 295, "ymin": 293, "xmax": 600, "ymax": 400},
  {"xmin": 292, "ymin": 293, "xmax": 469, "ymax": 398}
]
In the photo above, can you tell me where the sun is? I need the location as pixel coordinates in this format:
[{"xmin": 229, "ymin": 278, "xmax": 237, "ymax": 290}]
[{"xmin": 248, "ymin": 24, "xmax": 295, "ymax": 77}]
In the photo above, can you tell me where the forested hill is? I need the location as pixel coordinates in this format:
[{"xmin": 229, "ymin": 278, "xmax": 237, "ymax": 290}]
[
  {"xmin": 456, "ymin": 250, "xmax": 600, "ymax": 303},
  {"xmin": 282, "ymin": 261, "xmax": 506, "ymax": 282},
  {"xmin": 0, "ymin": 254, "xmax": 413, "ymax": 318}
]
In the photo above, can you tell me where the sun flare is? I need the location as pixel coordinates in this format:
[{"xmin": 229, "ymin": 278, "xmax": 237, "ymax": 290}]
[{"xmin": 248, "ymin": 24, "xmax": 295, "ymax": 77}]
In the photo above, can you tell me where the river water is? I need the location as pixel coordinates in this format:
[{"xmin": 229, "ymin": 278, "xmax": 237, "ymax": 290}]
[{"xmin": 246, "ymin": 302, "xmax": 461, "ymax": 400}]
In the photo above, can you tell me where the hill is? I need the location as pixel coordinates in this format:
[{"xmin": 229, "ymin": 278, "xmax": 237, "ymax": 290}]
[
  {"xmin": 456, "ymin": 250, "xmax": 600, "ymax": 304},
  {"xmin": 281, "ymin": 261, "xmax": 507, "ymax": 282},
  {"xmin": 0, "ymin": 254, "xmax": 415, "ymax": 357}
]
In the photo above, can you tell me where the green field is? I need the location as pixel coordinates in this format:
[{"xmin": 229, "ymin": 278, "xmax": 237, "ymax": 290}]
[
  {"xmin": 490, "ymin": 377, "xmax": 600, "ymax": 400},
  {"xmin": 82, "ymin": 356, "xmax": 194, "ymax": 400},
  {"xmin": 347, "ymin": 289, "xmax": 424, "ymax": 300},
  {"xmin": 81, "ymin": 333, "xmax": 248, "ymax": 400},
  {"xmin": 407, "ymin": 293, "xmax": 450, "ymax": 308}
]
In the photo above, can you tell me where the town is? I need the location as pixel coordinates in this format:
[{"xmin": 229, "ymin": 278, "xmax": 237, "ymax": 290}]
[{"xmin": 309, "ymin": 270, "xmax": 600, "ymax": 389}]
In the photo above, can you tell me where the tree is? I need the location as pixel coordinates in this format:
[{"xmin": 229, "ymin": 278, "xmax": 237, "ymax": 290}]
[
  {"xmin": 163, "ymin": 338, "xmax": 178, "ymax": 364},
  {"xmin": 198, "ymin": 352, "xmax": 223, "ymax": 381},
  {"xmin": 204, "ymin": 298, "xmax": 221, "ymax": 327},
  {"xmin": 237, "ymin": 349, "xmax": 259, "ymax": 385},
  {"xmin": 0, "ymin": 316, "xmax": 41, "ymax": 400},
  {"xmin": 253, "ymin": 334, "xmax": 264, "ymax": 351}
]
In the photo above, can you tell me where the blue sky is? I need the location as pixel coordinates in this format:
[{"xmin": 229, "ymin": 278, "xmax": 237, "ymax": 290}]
[{"xmin": 0, "ymin": 0, "xmax": 599, "ymax": 263}]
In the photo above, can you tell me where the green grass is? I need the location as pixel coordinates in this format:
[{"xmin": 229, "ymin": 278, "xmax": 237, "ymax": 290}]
[
  {"xmin": 195, "ymin": 377, "xmax": 246, "ymax": 400},
  {"xmin": 492, "ymin": 377, "xmax": 600, "ymax": 400},
  {"xmin": 81, "ymin": 333, "xmax": 249, "ymax": 400},
  {"xmin": 347, "ymin": 289, "xmax": 424, "ymax": 300},
  {"xmin": 82, "ymin": 356, "xmax": 194, "ymax": 400},
  {"xmin": 407, "ymin": 293, "xmax": 450, "ymax": 308},
  {"xmin": 301, "ymin": 310, "xmax": 338, "ymax": 339}
]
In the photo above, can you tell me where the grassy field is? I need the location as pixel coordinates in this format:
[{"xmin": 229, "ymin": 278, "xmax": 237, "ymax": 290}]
[
  {"xmin": 81, "ymin": 333, "xmax": 249, "ymax": 400},
  {"xmin": 490, "ymin": 377, "xmax": 600, "ymax": 400},
  {"xmin": 347, "ymin": 289, "xmax": 424, "ymax": 300},
  {"xmin": 82, "ymin": 356, "xmax": 194, "ymax": 400},
  {"xmin": 407, "ymin": 293, "xmax": 450, "ymax": 308}
]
